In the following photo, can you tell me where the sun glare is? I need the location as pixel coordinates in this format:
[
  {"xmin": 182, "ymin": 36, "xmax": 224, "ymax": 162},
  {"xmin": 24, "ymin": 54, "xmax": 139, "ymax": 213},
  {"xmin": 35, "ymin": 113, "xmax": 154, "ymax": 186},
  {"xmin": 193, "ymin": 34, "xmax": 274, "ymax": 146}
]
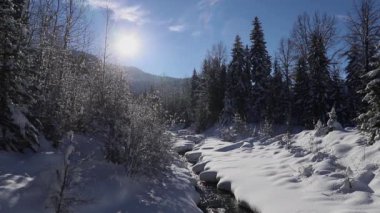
[{"xmin": 114, "ymin": 33, "xmax": 140, "ymax": 58}]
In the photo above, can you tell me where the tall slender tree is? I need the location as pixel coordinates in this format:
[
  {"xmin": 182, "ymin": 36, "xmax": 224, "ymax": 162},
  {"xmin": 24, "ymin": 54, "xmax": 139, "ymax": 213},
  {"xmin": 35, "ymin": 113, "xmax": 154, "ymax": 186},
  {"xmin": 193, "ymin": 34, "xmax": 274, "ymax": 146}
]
[
  {"xmin": 250, "ymin": 17, "xmax": 272, "ymax": 122},
  {"xmin": 229, "ymin": 35, "xmax": 250, "ymax": 120},
  {"xmin": 267, "ymin": 58, "xmax": 287, "ymax": 124},
  {"xmin": 346, "ymin": 0, "xmax": 380, "ymax": 123},
  {"xmin": 358, "ymin": 66, "xmax": 380, "ymax": 143},
  {"xmin": 292, "ymin": 57, "xmax": 312, "ymax": 127},
  {"xmin": 308, "ymin": 33, "xmax": 332, "ymax": 123}
]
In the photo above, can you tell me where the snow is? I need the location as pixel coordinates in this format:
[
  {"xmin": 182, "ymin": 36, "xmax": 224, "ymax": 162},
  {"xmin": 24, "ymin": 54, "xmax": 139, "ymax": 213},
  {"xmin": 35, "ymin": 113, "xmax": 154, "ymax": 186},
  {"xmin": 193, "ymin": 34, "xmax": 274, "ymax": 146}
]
[
  {"xmin": 173, "ymin": 139, "xmax": 195, "ymax": 154},
  {"xmin": 183, "ymin": 128, "xmax": 380, "ymax": 213},
  {"xmin": 0, "ymin": 134, "xmax": 201, "ymax": 213}
]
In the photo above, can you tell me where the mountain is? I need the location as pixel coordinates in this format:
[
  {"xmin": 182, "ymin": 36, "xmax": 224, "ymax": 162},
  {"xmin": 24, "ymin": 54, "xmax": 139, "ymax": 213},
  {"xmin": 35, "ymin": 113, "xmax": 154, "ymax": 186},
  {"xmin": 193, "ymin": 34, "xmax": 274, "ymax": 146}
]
[
  {"xmin": 122, "ymin": 66, "xmax": 188, "ymax": 94},
  {"xmin": 72, "ymin": 50, "xmax": 187, "ymax": 95}
]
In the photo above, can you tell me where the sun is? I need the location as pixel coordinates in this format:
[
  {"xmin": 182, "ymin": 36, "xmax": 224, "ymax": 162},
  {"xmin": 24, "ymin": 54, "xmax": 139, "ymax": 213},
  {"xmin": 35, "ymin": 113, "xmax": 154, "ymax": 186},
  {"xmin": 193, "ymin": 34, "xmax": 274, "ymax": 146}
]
[{"xmin": 114, "ymin": 33, "xmax": 140, "ymax": 58}]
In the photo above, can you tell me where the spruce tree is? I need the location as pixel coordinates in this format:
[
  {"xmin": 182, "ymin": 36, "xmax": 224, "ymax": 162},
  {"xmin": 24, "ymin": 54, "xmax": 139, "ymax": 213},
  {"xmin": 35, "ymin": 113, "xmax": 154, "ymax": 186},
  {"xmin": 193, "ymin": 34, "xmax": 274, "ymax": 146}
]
[
  {"xmin": 228, "ymin": 35, "xmax": 249, "ymax": 120},
  {"xmin": 194, "ymin": 43, "xmax": 227, "ymax": 131},
  {"xmin": 220, "ymin": 66, "xmax": 235, "ymax": 125},
  {"xmin": 345, "ymin": 43, "xmax": 365, "ymax": 121},
  {"xmin": 268, "ymin": 58, "xmax": 286, "ymax": 124},
  {"xmin": 293, "ymin": 57, "xmax": 312, "ymax": 127},
  {"xmin": 190, "ymin": 69, "xmax": 200, "ymax": 120},
  {"xmin": 250, "ymin": 17, "xmax": 272, "ymax": 122},
  {"xmin": 358, "ymin": 66, "xmax": 380, "ymax": 143},
  {"xmin": 308, "ymin": 33, "xmax": 332, "ymax": 124},
  {"xmin": 330, "ymin": 67, "xmax": 349, "ymax": 125},
  {"xmin": 0, "ymin": 0, "xmax": 39, "ymax": 151},
  {"xmin": 346, "ymin": 0, "xmax": 380, "ymax": 124}
]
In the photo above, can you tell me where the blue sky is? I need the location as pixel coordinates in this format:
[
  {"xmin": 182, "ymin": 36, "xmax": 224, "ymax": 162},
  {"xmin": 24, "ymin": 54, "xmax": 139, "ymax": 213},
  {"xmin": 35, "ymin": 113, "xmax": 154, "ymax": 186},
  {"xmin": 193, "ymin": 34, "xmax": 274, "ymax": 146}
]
[{"xmin": 87, "ymin": 0, "xmax": 355, "ymax": 78}]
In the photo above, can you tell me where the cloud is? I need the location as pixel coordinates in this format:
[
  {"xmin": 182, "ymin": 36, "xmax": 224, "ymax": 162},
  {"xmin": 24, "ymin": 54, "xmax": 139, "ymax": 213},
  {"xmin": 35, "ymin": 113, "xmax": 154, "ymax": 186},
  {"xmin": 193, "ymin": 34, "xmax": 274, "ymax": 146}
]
[
  {"xmin": 87, "ymin": 0, "xmax": 148, "ymax": 24},
  {"xmin": 198, "ymin": 0, "xmax": 220, "ymax": 9},
  {"xmin": 197, "ymin": 0, "xmax": 221, "ymax": 28},
  {"xmin": 168, "ymin": 24, "xmax": 186, "ymax": 32}
]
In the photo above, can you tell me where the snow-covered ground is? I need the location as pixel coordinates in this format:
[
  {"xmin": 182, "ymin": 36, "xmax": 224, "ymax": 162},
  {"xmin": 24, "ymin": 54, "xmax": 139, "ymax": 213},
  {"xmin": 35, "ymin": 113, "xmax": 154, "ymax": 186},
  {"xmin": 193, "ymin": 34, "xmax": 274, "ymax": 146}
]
[
  {"xmin": 0, "ymin": 134, "xmax": 201, "ymax": 213},
  {"xmin": 182, "ymin": 128, "xmax": 380, "ymax": 213}
]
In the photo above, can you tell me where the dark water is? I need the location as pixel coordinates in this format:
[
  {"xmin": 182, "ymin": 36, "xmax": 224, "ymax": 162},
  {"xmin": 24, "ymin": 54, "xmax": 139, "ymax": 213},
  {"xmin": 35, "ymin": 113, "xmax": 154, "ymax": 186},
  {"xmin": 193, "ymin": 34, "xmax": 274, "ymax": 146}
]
[
  {"xmin": 195, "ymin": 180, "xmax": 253, "ymax": 213},
  {"xmin": 184, "ymin": 159, "xmax": 254, "ymax": 213}
]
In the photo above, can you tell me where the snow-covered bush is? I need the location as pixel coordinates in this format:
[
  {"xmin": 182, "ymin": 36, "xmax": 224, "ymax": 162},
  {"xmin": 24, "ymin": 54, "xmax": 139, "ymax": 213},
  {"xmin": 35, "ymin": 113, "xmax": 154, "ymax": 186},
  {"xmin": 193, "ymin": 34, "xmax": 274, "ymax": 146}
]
[
  {"xmin": 327, "ymin": 107, "xmax": 343, "ymax": 131},
  {"xmin": 105, "ymin": 93, "xmax": 173, "ymax": 176},
  {"xmin": 299, "ymin": 165, "xmax": 314, "ymax": 177},
  {"xmin": 220, "ymin": 113, "xmax": 248, "ymax": 141},
  {"xmin": 259, "ymin": 119, "xmax": 274, "ymax": 137},
  {"xmin": 280, "ymin": 132, "xmax": 292, "ymax": 148},
  {"xmin": 314, "ymin": 120, "xmax": 329, "ymax": 137}
]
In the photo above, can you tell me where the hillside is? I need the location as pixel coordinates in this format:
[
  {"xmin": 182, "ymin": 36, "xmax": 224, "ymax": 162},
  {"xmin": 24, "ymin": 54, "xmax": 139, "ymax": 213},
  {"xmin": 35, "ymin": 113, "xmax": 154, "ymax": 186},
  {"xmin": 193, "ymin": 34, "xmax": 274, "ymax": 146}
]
[{"xmin": 122, "ymin": 66, "xmax": 188, "ymax": 94}]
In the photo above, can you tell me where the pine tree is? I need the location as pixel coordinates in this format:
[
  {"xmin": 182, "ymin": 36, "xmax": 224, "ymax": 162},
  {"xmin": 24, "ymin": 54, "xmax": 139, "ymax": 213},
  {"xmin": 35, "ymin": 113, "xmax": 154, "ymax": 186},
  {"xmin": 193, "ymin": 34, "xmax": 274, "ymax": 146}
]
[
  {"xmin": 293, "ymin": 57, "xmax": 312, "ymax": 127},
  {"xmin": 358, "ymin": 66, "xmax": 380, "ymax": 144},
  {"xmin": 194, "ymin": 43, "xmax": 227, "ymax": 131},
  {"xmin": 330, "ymin": 67, "xmax": 349, "ymax": 125},
  {"xmin": 190, "ymin": 69, "xmax": 200, "ymax": 121},
  {"xmin": 207, "ymin": 45, "xmax": 227, "ymax": 123},
  {"xmin": 346, "ymin": 0, "xmax": 380, "ymax": 124},
  {"xmin": 345, "ymin": 43, "xmax": 365, "ymax": 122},
  {"xmin": 228, "ymin": 35, "xmax": 250, "ymax": 120},
  {"xmin": 267, "ymin": 58, "xmax": 286, "ymax": 124},
  {"xmin": 250, "ymin": 17, "xmax": 272, "ymax": 122},
  {"xmin": 0, "ymin": 0, "xmax": 39, "ymax": 151},
  {"xmin": 308, "ymin": 33, "xmax": 332, "ymax": 124}
]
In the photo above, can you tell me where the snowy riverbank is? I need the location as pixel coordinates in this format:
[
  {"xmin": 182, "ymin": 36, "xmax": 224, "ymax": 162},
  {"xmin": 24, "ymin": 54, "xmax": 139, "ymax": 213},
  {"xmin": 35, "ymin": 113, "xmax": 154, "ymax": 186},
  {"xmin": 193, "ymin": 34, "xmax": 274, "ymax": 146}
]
[
  {"xmin": 177, "ymin": 128, "xmax": 380, "ymax": 213},
  {"xmin": 0, "ymin": 134, "xmax": 201, "ymax": 213}
]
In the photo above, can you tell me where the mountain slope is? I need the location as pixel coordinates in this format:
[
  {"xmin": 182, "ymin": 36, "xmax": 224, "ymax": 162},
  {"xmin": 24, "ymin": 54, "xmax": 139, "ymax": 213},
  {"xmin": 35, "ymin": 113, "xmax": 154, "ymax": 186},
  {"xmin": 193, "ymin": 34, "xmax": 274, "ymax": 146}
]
[{"xmin": 122, "ymin": 66, "xmax": 188, "ymax": 94}]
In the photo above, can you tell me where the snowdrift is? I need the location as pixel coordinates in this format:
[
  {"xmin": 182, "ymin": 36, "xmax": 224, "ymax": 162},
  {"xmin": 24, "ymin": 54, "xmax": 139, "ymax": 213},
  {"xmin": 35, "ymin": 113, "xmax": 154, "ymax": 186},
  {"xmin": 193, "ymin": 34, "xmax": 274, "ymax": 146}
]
[{"xmin": 185, "ymin": 129, "xmax": 380, "ymax": 213}]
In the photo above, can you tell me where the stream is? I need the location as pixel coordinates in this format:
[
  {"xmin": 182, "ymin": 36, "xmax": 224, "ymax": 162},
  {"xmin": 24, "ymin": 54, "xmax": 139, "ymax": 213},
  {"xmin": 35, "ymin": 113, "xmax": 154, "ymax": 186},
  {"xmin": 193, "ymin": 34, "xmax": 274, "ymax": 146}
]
[{"xmin": 183, "ymin": 158, "xmax": 254, "ymax": 213}]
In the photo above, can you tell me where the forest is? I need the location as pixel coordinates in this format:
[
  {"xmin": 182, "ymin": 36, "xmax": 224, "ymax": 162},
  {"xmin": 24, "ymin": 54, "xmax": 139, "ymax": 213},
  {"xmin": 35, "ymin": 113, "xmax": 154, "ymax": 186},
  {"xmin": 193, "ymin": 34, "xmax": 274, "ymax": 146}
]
[{"xmin": 0, "ymin": 0, "xmax": 380, "ymax": 212}]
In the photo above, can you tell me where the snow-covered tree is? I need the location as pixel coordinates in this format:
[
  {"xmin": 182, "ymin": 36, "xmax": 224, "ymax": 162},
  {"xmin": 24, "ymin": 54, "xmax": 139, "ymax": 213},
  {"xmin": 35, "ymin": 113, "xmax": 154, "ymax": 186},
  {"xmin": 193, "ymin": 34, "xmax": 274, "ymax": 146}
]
[
  {"xmin": 346, "ymin": 0, "xmax": 380, "ymax": 124},
  {"xmin": 345, "ymin": 43, "xmax": 366, "ymax": 121},
  {"xmin": 327, "ymin": 106, "xmax": 343, "ymax": 131},
  {"xmin": 358, "ymin": 67, "xmax": 380, "ymax": 144},
  {"xmin": 0, "ymin": 0, "xmax": 40, "ymax": 151}
]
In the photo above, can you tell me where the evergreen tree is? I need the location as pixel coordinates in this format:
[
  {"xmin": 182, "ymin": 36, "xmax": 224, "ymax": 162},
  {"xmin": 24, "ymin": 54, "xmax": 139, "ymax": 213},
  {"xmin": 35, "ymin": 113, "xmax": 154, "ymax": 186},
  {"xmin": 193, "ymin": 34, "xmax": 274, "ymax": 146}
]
[
  {"xmin": 190, "ymin": 69, "xmax": 200, "ymax": 120},
  {"xmin": 194, "ymin": 43, "xmax": 227, "ymax": 131},
  {"xmin": 346, "ymin": 0, "xmax": 380, "ymax": 124},
  {"xmin": 308, "ymin": 33, "xmax": 332, "ymax": 124},
  {"xmin": 330, "ymin": 67, "xmax": 349, "ymax": 125},
  {"xmin": 0, "ymin": 0, "xmax": 39, "ymax": 151},
  {"xmin": 228, "ymin": 35, "xmax": 250, "ymax": 120},
  {"xmin": 358, "ymin": 66, "xmax": 380, "ymax": 143},
  {"xmin": 345, "ymin": 43, "xmax": 365, "ymax": 121},
  {"xmin": 267, "ymin": 58, "xmax": 287, "ymax": 124},
  {"xmin": 250, "ymin": 17, "xmax": 272, "ymax": 122},
  {"xmin": 205, "ymin": 44, "xmax": 227, "ymax": 124},
  {"xmin": 293, "ymin": 57, "xmax": 312, "ymax": 127}
]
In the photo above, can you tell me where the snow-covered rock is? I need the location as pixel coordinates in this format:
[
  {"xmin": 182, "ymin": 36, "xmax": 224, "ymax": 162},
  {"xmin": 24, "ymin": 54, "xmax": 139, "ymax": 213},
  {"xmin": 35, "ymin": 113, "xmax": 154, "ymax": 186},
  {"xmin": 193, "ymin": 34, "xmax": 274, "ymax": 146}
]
[
  {"xmin": 183, "ymin": 134, "xmax": 204, "ymax": 144},
  {"xmin": 173, "ymin": 139, "xmax": 195, "ymax": 154}
]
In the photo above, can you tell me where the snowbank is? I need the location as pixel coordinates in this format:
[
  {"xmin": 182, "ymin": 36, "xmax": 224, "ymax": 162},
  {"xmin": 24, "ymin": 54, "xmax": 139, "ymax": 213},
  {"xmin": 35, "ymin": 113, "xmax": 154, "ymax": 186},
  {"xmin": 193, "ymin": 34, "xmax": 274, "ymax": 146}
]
[
  {"xmin": 186, "ymin": 129, "xmax": 380, "ymax": 213},
  {"xmin": 0, "ymin": 134, "xmax": 201, "ymax": 213}
]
